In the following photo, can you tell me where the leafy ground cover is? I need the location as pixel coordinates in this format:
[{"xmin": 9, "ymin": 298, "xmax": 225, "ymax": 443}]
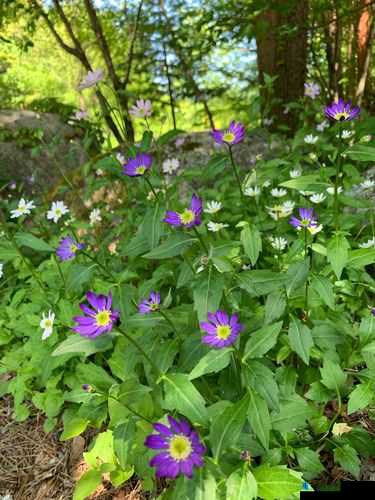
[{"xmin": 1, "ymin": 92, "xmax": 375, "ymax": 499}]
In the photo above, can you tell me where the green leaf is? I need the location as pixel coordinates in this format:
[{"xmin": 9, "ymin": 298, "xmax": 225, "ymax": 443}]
[
  {"xmin": 60, "ymin": 409, "xmax": 88, "ymax": 441},
  {"xmin": 334, "ymin": 444, "xmax": 360, "ymax": 478},
  {"xmin": 76, "ymin": 362, "xmax": 116, "ymax": 392},
  {"xmin": 238, "ymin": 271, "xmax": 287, "ymax": 297},
  {"xmin": 295, "ymin": 448, "xmax": 324, "ymax": 479},
  {"xmin": 113, "ymin": 418, "xmax": 135, "ymax": 469},
  {"xmin": 52, "ymin": 334, "xmax": 113, "ymax": 357},
  {"xmin": 240, "ymin": 223, "xmax": 262, "ymax": 266},
  {"xmin": 188, "ymin": 348, "xmax": 232, "ymax": 380},
  {"xmin": 163, "ymin": 373, "xmax": 208, "ymax": 426},
  {"xmin": 185, "ymin": 470, "xmax": 218, "ymax": 500},
  {"xmin": 272, "ymin": 395, "xmax": 315, "ymax": 432},
  {"xmin": 243, "ymin": 361, "xmax": 280, "ymax": 411},
  {"xmin": 288, "ymin": 316, "xmax": 313, "ymax": 365},
  {"xmin": 209, "ymin": 394, "xmax": 250, "ymax": 460},
  {"xmin": 84, "ymin": 430, "xmax": 115, "ymax": 467},
  {"xmin": 320, "ymin": 358, "xmax": 346, "ymax": 391},
  {"xmin": 157, "ymin": 128, "xmax": 185, "ymax": 146},
  {"xmin": 15, "ymin": 232, "xmax": 54, "ymax": 252},
  {"xmin": 327, "ymin": 234, "xmax": 350, "ymax": 279},
  {"xmin": 242, "ymin": 321, "xmax": 283, "ymax": 361},
  {"xmin": 280, "ymin": 175, "xmax": 329, "ymax": 191},
  {"xmin": 264, "ymin": 290, "xmax": 286, "ymax": 324},
  {"xmin": 66, "ymin": 263, "xmax": 96, "ymax": 294},
  {"xmin": 226, "ymin": 468, "xmax": 258, "ymax": 500},
  {"xmin": 143, "ymin": 204, "xmax": 165, "ymax": 249},
  {"xmin": 253, "ymin": 465, "xmax": 302, "ymax": 500},
  {"xmin": 0, "ymin": 241, "xmax": 19, "ymax": 260},
  {"xmin": 345, "ymin": 144, "xmax": 375, "ymax": 162},
  {"xmin": 73, "ymin": 469, "xmax": 102, "ymax": 500},
  {"xmin": 192, "ymin": 269, "xmax": 224, "ymax": 322},
  {"xmin": 285, "ymin": 259, "xmax": 309, "ymax": 296},
  {"xmin": 347, "ymin": 249, "xmax": 375, "ymax": 268},
  {"xmin": 247, "ymin": 388, "xmax": 271, "ymax": 449},
  {"xmin": 347, "ymin": 382, "xmax": 374, "ymax": 414},
  {"xmin": 143, "ymin": 234, "xmax": 197, "ymax": 259},
  {"xmin": 310, "ymin": 276, "xmax": 335, "ymax": 310}
]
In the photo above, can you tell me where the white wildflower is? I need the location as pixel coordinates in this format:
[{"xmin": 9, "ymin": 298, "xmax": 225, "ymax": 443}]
[
  {"xmin": 78, "ymin": 69, "xmax": 104, "ymax": 90},
  {"xmin": 360, "ymin": 135, "xmax": 372, "ymax": 143},
  {"xmin": 269, "ymin": 236, "xmax": 288, "ymax": 251},
  {"xmin": 304, "ymin": 82, "xmax": 320, "ymax": 99},
  {"xmin": 116, "ymin": 152, "xmax": 125, "ymax": 164},
  {"xmin": 309, "ymin": 193, "xmax": 327, "ymax": 204},
  {"xmin": 337, "ymin": 130, "xmax": 354, "ymax": 140},
  {"xmin": 40, "ymin": 310, "xmax": 55, "ymax": 340},
  {"xmin": 207, "ymin": 221, "xmax": 229, "ymax": 232},
  {"xmin": 360, "ymin": 179, "xmax": 375, "ymax": 190},
  {"xmin": 307, "ymin": 224, "xmax": 323, "ymax": 236},
  {"xmin": 262, "ymin": 180, "xmax": 271, "ymax": 188},
  {"xmin": 332, "ymin": 422, "xmax": 352, "ymax": 436},
  {"xmin": 316, "ymin": 120, "xmax": 329, "ymax": 132},
  {"xmin": 309, "ymin": 152, "xmax": 318, "ymax": 161},
  {"xmin": 267, "ymin": 200, "xmax": 295, "ymax": 220},
  {"xmin": 290, "ymin": 169, "xmax": 301, "ymax": 178},
  {"xmin": 304, "ymin": 134, "xmax": 319, "ymax": 145},
  {"xmin": 244, "ymin": 186, "xmax": 261, "ymax": 197},
  {"xmin": 162, "ymin": 158, "xmax": 180, "ymax": 175},
  {"xmin": 326, "ymin": 186, "xmax": 343, "ymax": 195},
  {"xmin": 271, "ymin": 188, "xmax": 287, "ymax": 198},
  {"xmin": 10, "ymin": 198, "xmax": 35, "ymax": 219},
  {"xmin": 46, "ymin": 201, "xmax": 69, "ymax": 223},
  {"xmin": 129, "ymin": 99, "xmax": 152, "ymax": 118},
  {"xmin": 264, "ymin": 117, "xmax": 273, "ymax": 126},
  {"xmin": 204, "ymin": 201, "xmax": 222, "ymax": 214},
  {"xmin": 359, "ymin": 238, "xmax": 375, "ymax": 249},
  {"xmin": 73, "ymin": 110, "xmax": 88, "ymax": 120},
  {"xmin": 89, "ymin": 208, "xmax": 102, "ymax": 225}
]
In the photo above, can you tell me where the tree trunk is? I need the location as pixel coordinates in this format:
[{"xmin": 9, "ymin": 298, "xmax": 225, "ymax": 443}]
[
  {"xmin": 255, "ymin": 0, "xmax": 309, "ymax": 133},
  {"xmin": 356, "ymin": 0, "xmax": 374, "ymax": 106}
]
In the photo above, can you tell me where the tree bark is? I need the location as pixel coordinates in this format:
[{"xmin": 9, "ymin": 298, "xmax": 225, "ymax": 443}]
[
  {"xmin": 356, "ymin": 0, "xmax": 374, "ymax": 105},
  {"xmin": 255, "ymin": 0, "xmax": 309, "ymax": 133}
]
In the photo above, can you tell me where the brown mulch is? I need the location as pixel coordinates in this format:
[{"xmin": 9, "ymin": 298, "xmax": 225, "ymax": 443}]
[{"xmin": 0, "ymin": 397, "xmax": 144, "ymax": 500}]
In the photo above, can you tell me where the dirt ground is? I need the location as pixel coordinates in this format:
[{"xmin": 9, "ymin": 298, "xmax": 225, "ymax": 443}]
[{"xmin": 0, "ymin": 397, "xmax": 144, "ymax": 500}]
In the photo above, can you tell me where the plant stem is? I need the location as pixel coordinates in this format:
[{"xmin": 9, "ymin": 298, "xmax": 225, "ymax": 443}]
[
  {"xmin": 192, "ymin": 226, "xmax": 209, "ymax": 254},
  {"xmin": 228, "ymin": 145, "xmax": 244, "ymax": 203},
  {"xmin": 144, "ymin": 176, "xmax": 160, "ymax": 202},
  {"xmin": 304, "ymin": 228, "xmax": 309, "ymax": 315},
  {"xmin": 159, "ymin": 309, "xmax": 182, "ymax": 341},
  {"xmin": 116, "ymin": 325, "xmax": 162, "ymax": 376},
  {"xmin": 333, "ymin": 125, "xmax": 343, "ymax": 231}
]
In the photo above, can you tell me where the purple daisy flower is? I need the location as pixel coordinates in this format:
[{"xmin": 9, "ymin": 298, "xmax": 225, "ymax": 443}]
[
  {"xmin": 164, "ymin": 194, "xmax": 202, "ymax": 228},
  {"xmin": 123, "ymin": 152, "xmax": 153, "ymax": 177},
  {"xmin": 56, "ymin": 236, "xmax": 85, "ymax": 261},
  {"xmin": 144, "ymin": 415, "xmax": 206, "ymax": 479},
  {"xmin": 138, "ymin": 291, "xmax": 161, "ymax": 314},
  {"xmin": 289, "ymin": 208, "xmax": 318, "ymax": 230},
  {"xmin": 325, "ymin": 98, "xmax": 360, "ymax": 122},
  {"xmin": 211, "ymin": 120, "xmax": 245, "ymax": 146},
  {"xmin": 72, "ymin": 291, "xmax": 119, "ymax": 338},
  {"xmin": 200, "ymin": 310, "xmax": 244, "ymax": 348},
  {"xmin": 371, "ymin": 308, "xmax": 375, "ymax": 317}
]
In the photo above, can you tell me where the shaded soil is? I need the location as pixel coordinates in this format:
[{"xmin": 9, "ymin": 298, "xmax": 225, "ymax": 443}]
[{"xmin": 0, "ymin": 397, "xmax": 143, "ymax": 500}]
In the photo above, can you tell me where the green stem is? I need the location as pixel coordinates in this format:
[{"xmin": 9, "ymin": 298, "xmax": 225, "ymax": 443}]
[
  {"xmin": 159, "ymin": 309, "xmax": 182, "ymax": 341},
  {"xmin": 116, "ymin": 325, "xmax": 162, "ymax": 376},
  {"xmin": 192, "ymin": 226, "xmax": 209, "ymax": 254},
  {"xmin": 304, "ymin": 228, "xmax": 310, "ymax": 315},
  {"xmin": 53, "ymin": 254, "xmax": 66, "ymax": 290},
  {"xmin": 333, "ymin": 125, "xmax": 343, "ymax": 231},
  {"xmin": 144, "ymin": 176, "xmax": 160, "ymax": 202},
  {"xmin": 228, "ymin": 145, "xmax": 244, "ymax": 204}
]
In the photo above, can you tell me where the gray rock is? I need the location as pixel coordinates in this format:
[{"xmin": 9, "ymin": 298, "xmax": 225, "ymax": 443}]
[{"xmin": 0, "ymin": 109, "xmax": 88, "ymax": 194}]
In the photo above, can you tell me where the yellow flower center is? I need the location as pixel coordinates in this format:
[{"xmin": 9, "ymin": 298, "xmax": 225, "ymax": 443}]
[
  {"xmin": 70, "ymin": 244, "xmax": 78, "ymax": 253},
  {"xmin": 95, "ymin": 310, "xmax": 111, "ymax": 327},
  {"xmin": 334, "ymin": 111, "xmax": 349, "ymax": 121},
  {"xmin": 180, "ymin": 209, "xmax": 195, "ymax": 225},
  {"xmin": 19, "ymin": 206, "xmax": 26, "ymax": 213},
  {"xmin": 216, "ymin": 324, "xmax": 231, "ymax": 339},
  {"xmin": 55, "ymin": 209, "xmax": 62, "ymax": 216},
  {"xmin": 150, "ymin": 302, "xmax": 159, "ymax": 311},
  {"xmin": 301, "ymin": 218, "xmax": 310, "ymax": 226},
  {"xmin": 44, "ymin": 319, "xmax": 52, "ymax": 328},
  {"xmin": 135, "ymin": 165, "xmax": 146, "ymax": 175},
  {"xmin": 169, "ymin": 435, "xmax": 192, "ymax": 461},
  {"xmin": 223, "ymin": 131, "xmax": 235, "ymax": 143}
]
